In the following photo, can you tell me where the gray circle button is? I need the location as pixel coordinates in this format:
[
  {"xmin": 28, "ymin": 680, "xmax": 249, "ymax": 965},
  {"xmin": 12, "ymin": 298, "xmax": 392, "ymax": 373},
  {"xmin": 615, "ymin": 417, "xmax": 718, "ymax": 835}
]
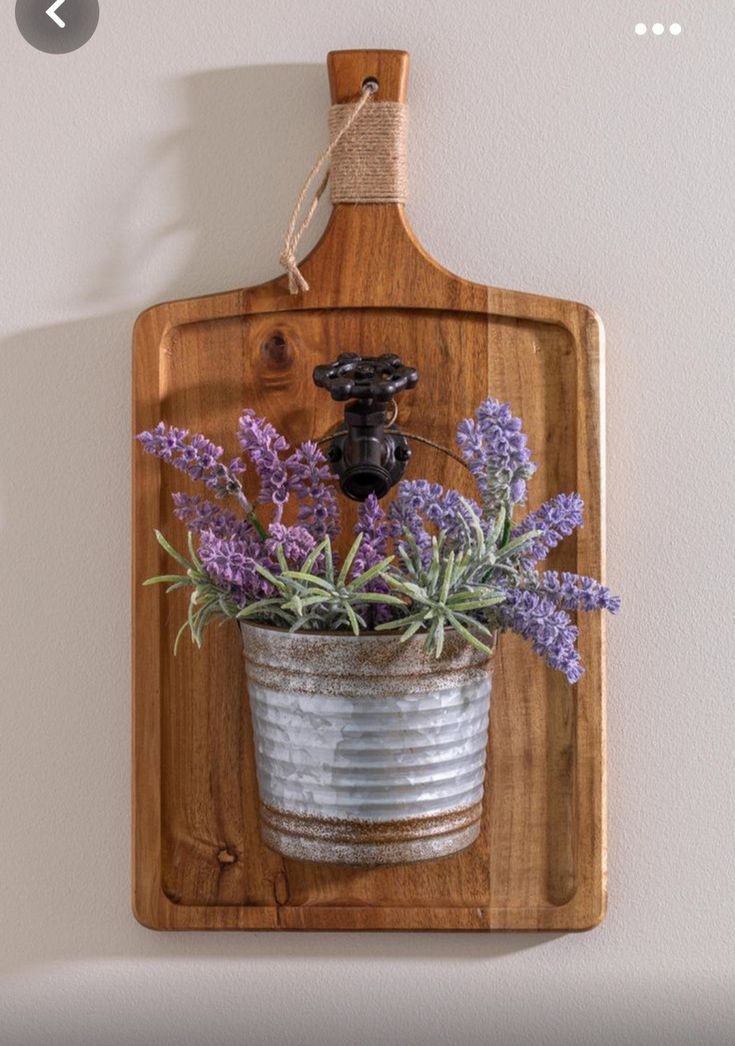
[{"xmin": 16, "ymin": 0, "xmax": 99, "ymax": 54}]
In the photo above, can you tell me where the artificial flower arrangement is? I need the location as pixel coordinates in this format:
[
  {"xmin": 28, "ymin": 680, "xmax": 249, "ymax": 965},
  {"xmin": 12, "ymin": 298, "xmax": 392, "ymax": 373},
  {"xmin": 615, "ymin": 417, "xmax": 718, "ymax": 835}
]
[
  {"xmin": 137, "ymin": 399, "xmax": 618, "ymax": 866},
  {"xmin": 137, "ymin": 399, "xmax": 618, "ymax": 682}
]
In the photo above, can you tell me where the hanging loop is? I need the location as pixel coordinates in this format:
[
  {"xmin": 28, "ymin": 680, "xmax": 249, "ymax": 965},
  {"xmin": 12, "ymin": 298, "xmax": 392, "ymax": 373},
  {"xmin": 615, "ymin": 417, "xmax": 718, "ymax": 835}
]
[{"xmin": 279, "ymin": 81, "xmax": 377, "ymax": 294}]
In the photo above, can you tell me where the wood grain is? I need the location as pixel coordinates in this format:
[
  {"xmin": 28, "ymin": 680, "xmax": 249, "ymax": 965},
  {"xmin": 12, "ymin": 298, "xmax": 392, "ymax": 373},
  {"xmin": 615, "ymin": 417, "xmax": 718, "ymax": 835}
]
[{"xmin": 132, "ymin": 49, "xmax": 606, "ymax": 931}]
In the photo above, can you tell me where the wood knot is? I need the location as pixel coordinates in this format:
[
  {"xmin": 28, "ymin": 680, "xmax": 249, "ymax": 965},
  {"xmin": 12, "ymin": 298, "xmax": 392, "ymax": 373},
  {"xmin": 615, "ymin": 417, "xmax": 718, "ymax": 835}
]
[
  {"xmin": 217, "ymin": 848, "xmax": 237, "ymax": 865},
  {"xmin": 261, "ymin": 331, "xmax": 294, "ymax": 372}
]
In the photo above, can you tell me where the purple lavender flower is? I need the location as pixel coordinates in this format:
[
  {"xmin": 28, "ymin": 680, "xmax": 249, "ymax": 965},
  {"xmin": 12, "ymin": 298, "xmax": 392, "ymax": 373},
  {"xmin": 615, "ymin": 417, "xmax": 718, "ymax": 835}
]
[
  {"xmin": 500, "ymin": 589, "xmax": 583, "ymax": 684},
  {"xmin": 237, "ymin": 409, "xmax": 291, "ymax": 512},
  {"xmin": 388, "ymin": 480, "xmax": 433, "ymax": 557},
  {"xmin": 352, "ymin": 495, "xmax": 393, "ymax": 626},
  {"xmin": 456, "ymin": 398, "xmax": 536, "ymax": 514},
  {"xmin": 538, "ymin": 571, "xmax": 621, "ymax": 614},
  {"xmin": 353, "ymin": 494, "xmax": 390, "ymax": 574},
  {"xmin": 426, "ymin": 487, "xmax": 484, "ymax": 545},
  {"xmin": 172, "ymin": 493, "xmax": 254, "ymax": 541},
  {"xmin": 197, "ymin": 531, "xmax": 275, "ymax": 605},
  {"xmin": 197, "ymin": 521, "xmax": 317, "ymax": 606},
  {"xmin": 136, "ymin": 422, "xmax": 189, "ymax": 463},
  {"xmin": 137, "ymin": 423, "xmax": 250, "ymax": 505},
  {"xmin": 388, "ymin": 481, "xmax": 482, "ymax": 556},
  {"xmin": 286, "ymin": 441, "xmax": 340, "ymax": 540},
  {"xmin": 264, "ymin": 522, "xmax": 316, "ymax": 565},
  {"xmin": 511, "ymin": 493, "xmax": 584, "ymax": 563}
]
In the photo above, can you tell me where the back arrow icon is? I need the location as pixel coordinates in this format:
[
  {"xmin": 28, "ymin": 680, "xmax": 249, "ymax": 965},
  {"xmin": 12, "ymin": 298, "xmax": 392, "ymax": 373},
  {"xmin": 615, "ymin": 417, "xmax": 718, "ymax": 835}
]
[{"xmin": 46, "ymin": 0, "xmax": 66, "ymax": 28}]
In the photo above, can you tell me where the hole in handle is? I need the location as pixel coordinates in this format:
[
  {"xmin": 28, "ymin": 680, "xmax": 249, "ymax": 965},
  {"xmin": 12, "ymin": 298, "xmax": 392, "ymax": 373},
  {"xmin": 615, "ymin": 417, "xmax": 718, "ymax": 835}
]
[{"xmin": 362, "ymin": 77, "xmax": 380, "ymax": 94}]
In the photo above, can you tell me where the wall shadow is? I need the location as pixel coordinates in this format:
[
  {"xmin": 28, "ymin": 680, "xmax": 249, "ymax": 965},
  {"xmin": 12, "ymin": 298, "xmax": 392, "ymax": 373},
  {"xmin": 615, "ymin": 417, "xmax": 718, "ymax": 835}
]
[{"xmin": 86, "ymin": 63, "xmax": 331, "ymax": 307}]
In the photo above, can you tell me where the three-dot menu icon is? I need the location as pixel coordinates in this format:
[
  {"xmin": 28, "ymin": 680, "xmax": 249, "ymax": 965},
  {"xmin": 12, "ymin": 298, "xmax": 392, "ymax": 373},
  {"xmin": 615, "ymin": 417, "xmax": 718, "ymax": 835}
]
[{"xmin": 635, "ymin": 23, "xmax": 682, "ymax": 36}]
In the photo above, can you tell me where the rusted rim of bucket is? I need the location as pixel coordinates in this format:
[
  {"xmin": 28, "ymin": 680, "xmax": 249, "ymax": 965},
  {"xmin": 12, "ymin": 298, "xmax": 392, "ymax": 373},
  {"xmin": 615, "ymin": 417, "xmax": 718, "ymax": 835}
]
[
  {"xmin": 240, "ymin": 620, "xmax": 494, "ymax": 698},
  {"xmin": 239, "ymin": 619, "xmax": 497, "ymax": 654}
]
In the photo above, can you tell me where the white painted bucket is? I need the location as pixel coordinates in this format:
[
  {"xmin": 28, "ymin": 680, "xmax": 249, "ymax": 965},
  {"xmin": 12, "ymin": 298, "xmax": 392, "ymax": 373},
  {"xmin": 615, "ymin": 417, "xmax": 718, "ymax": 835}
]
[{"xmin": 240, "ymin": 622, "xmax": 493, "ymax": 866}]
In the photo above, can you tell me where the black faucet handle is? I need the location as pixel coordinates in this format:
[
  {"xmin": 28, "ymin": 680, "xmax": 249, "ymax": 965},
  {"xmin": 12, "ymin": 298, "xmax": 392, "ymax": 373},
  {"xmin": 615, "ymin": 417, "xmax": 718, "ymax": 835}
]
[{"xmin": 313, "ymin": 352, "xmax": 419, "ymax": 404}]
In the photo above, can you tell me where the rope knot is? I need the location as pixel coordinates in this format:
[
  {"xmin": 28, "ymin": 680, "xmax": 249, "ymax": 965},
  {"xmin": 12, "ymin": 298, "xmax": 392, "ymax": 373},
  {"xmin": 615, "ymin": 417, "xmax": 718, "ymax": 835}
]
[{"xmin": 278, "ymin": 248, "xmax": 309, "ymax": 294}]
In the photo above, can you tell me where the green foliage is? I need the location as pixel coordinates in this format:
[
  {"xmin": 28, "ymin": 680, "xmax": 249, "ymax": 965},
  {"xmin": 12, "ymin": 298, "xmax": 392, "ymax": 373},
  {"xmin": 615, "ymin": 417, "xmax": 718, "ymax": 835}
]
[
  {"xmin": 239, "ymin": 533, "xmax": 406, "ymax": 634},
  {"xmin": 374, "ymin": 499, "xmax": 537, "ymax": 657},
  {"xmin": 144, "ymin": 501, "xmax": 541, "ymax": 659},
  {"xmin": 144, "ymin": 530, "xmax": 239, "ymax": 653},
  {"xmin": 375, "ymin": 543, "xmax": 503, "ymax": 657}
]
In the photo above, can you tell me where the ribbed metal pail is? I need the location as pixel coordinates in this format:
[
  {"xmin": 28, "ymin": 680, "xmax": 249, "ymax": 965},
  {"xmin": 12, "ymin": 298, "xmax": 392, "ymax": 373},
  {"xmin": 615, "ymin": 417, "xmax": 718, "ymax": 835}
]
[{"xmin": 240, "ymin": 622, "xmax": 492, "ymax": 866}]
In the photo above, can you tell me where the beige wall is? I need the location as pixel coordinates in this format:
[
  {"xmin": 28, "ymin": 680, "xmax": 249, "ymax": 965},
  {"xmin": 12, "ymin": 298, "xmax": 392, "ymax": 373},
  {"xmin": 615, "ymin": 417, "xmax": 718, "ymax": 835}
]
[{"xmin": 2, "ymin": 3, "xmax": 734, "ymax": 1043}]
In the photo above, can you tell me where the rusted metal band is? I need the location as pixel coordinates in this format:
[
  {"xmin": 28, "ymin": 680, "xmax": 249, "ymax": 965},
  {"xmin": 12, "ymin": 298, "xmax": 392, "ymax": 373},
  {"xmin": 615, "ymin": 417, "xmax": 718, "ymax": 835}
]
[
  {"xmin": 260, "ymin": 803, "xmax": 483, "ymax": 866},
  {"xmin": 259, "ymin": 800, "xmax": 483, "ymax": 844}
]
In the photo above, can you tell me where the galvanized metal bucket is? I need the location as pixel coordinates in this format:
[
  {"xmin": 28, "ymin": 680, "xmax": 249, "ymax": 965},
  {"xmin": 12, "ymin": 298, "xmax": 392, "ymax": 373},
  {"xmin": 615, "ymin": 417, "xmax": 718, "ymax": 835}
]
[{"xmin": 240, "ymin": 622, "xmax": 493, "ymax": 866}]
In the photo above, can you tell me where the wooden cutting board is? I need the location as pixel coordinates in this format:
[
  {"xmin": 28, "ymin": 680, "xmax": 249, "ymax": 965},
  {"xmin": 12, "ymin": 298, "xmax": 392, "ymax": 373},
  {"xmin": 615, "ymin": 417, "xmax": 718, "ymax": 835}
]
[{"xmin": 133, "ymin": 49, "xmax": 606, "ymax": 931}]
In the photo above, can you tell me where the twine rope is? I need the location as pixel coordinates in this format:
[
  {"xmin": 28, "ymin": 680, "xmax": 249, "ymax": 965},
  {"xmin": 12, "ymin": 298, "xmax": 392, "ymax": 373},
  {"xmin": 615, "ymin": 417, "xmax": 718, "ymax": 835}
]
[
  {"xmin": 328, "ymin": 100, "xmax": 408, "ymax": 204},
  {"xmin": 279, "ymin": 82, "xmax": 409, "ymax": 294}
]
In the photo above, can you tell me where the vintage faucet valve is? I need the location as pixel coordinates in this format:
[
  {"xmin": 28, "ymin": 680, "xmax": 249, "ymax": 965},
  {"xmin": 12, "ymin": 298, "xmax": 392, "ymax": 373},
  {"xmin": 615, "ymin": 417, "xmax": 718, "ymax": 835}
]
[{"xmin": 313, "ymin": 352, "xmax": 419, "ymax": 501}]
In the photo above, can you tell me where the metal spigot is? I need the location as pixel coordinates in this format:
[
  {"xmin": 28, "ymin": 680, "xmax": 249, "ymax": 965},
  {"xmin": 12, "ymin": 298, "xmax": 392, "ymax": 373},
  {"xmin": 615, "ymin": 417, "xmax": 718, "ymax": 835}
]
[{"xmin": 313, "ymin": 352, "xmax": 419, "ymax": 501}]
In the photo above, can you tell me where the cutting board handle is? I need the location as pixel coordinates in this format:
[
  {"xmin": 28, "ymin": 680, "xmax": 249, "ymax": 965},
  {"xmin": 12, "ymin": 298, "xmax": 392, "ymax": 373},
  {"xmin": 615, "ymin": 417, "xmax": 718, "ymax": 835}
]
[
  {"xmin": 328, "ymin": 49, "xmax": 409, "ymax": 105},
  {"xmin": 289, "ymin": 47, "xmax": 468, "ymax": 298}
]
